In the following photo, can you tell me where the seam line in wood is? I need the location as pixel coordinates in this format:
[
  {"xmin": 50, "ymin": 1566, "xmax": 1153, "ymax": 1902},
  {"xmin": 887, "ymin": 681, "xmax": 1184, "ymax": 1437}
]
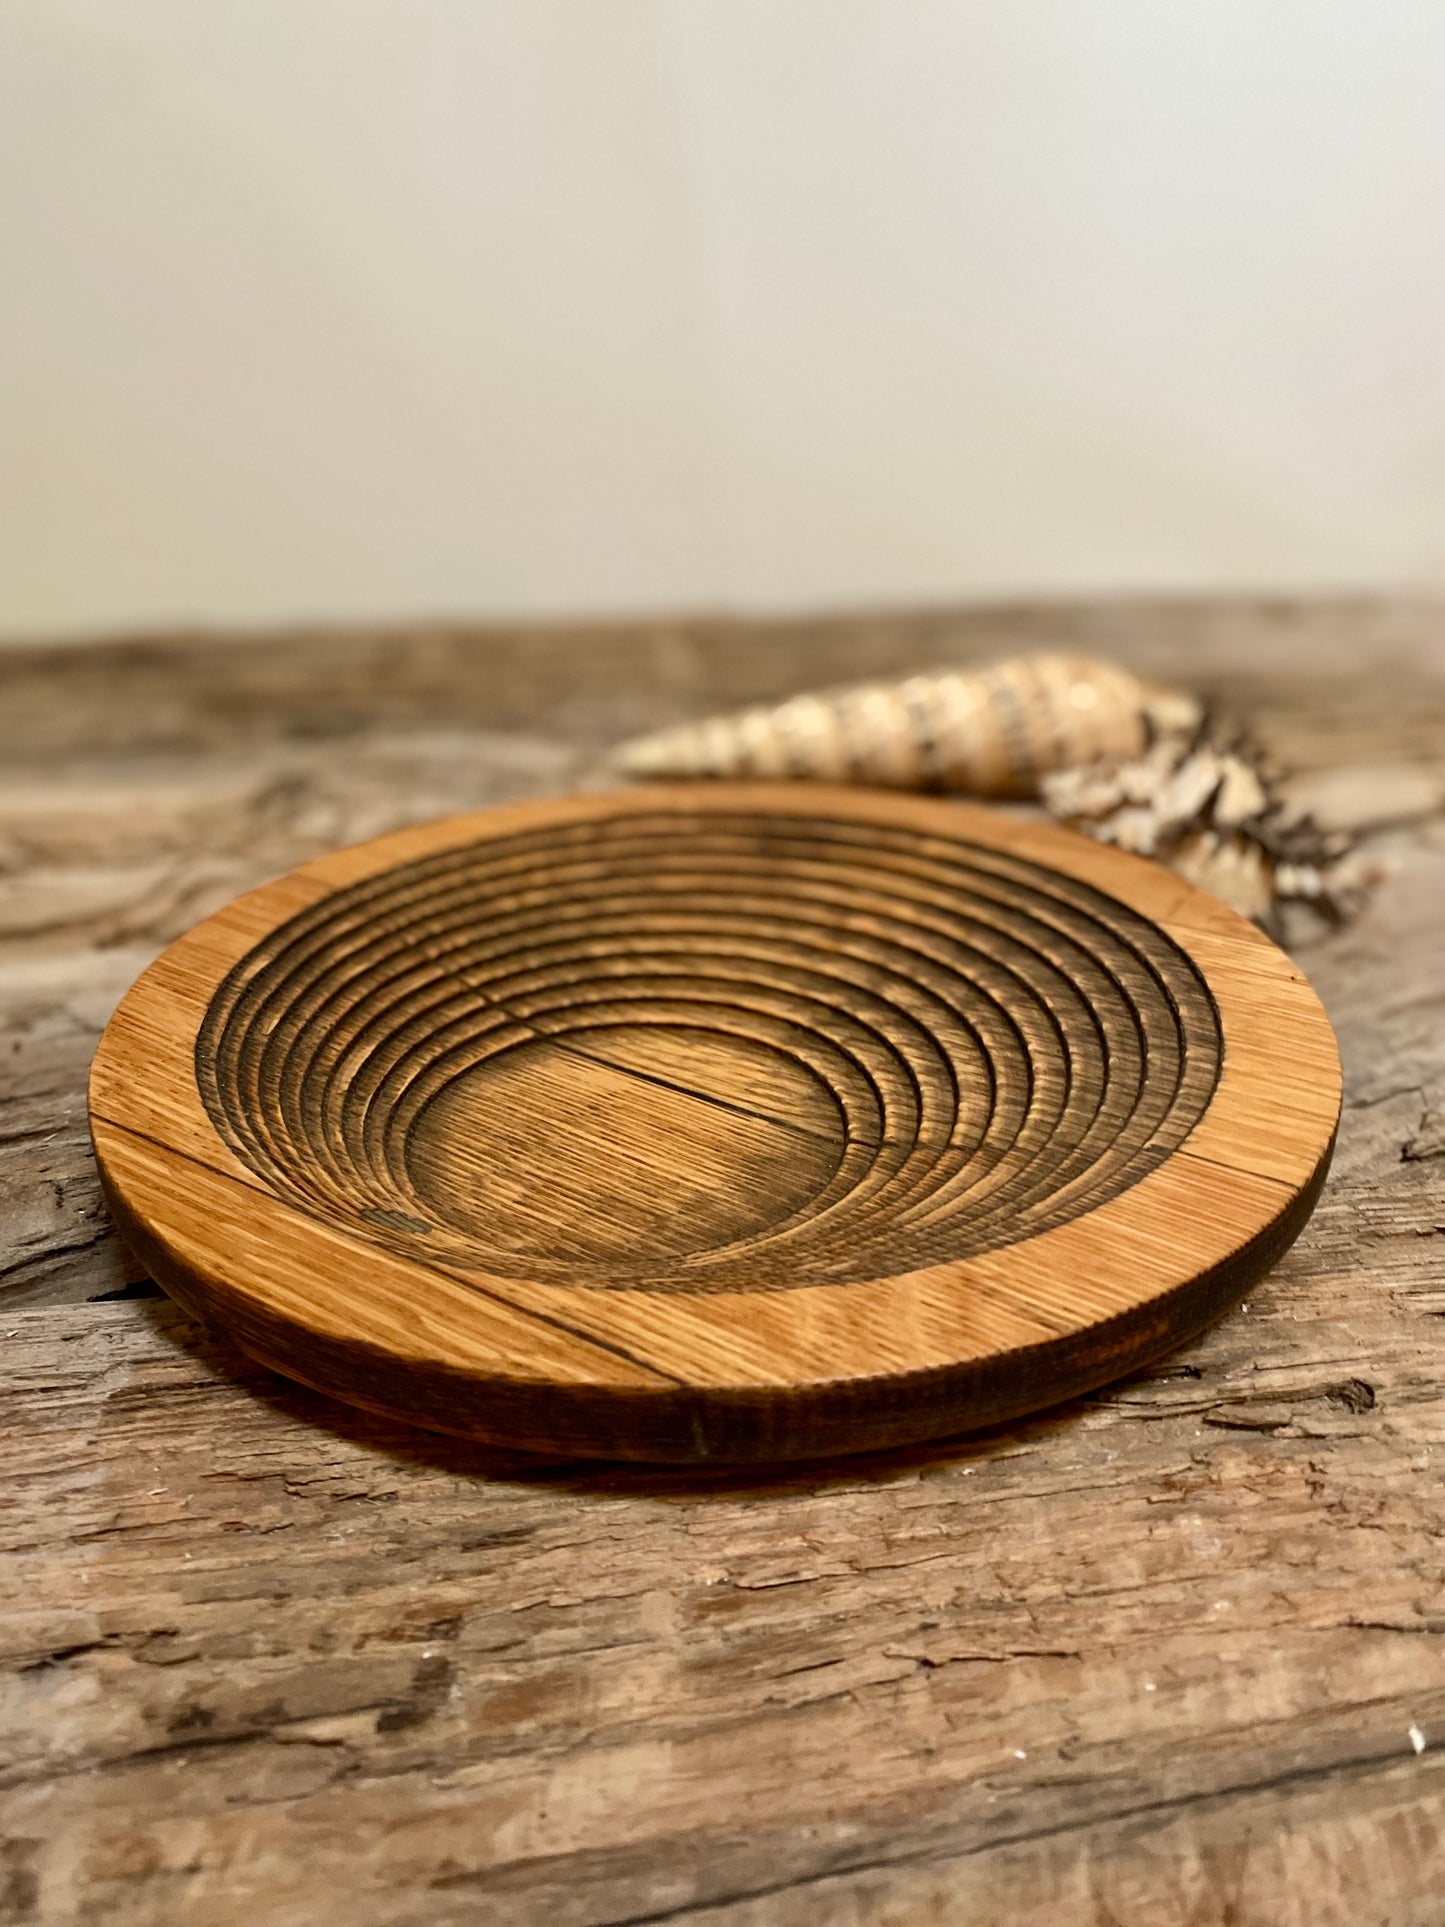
[{"xmin": 93, "ymin": 1113, "xmax": 689, "ymax": 1388}]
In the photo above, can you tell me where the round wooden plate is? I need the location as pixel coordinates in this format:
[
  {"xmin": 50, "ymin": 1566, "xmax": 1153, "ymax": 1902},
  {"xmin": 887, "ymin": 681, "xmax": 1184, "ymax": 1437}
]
[{"xmin": 90, "ymin": 784, "xmax": 1341, "ymax": 1463}]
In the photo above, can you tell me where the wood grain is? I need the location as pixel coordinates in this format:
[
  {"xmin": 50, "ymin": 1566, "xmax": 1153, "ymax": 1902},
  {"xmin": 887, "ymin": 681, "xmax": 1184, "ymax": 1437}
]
[
  {"xmin": 89, "ymin": 785, "xmax": 1339, "ymax": 1462},
  {"xmin": 2, "ymin": 598, "xmax": 1443, "ymax": 1926}
]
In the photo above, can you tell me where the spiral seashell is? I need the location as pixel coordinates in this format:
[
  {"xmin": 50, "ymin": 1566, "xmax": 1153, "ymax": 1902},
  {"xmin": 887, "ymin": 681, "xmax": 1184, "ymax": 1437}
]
[
  {"xmin": 1041, "ymin": 729, "xmax": 1380, "ymax": 935},
  {"xmin": 616, "ymin": 653, "xmax": 1202, "ymax": 798}
]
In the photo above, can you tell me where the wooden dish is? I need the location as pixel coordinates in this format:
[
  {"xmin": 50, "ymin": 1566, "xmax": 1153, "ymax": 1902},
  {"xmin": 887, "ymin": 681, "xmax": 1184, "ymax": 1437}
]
[{"xmin": 90, "ymin": 784, "xmax": 1341, "ymax": 1463}]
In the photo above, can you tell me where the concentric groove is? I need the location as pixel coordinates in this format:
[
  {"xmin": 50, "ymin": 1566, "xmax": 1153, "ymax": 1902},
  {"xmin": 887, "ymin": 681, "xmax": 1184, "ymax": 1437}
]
[{"xmin": 195, "ymin": 809, "xmax": 1224, "ymax": 1292}]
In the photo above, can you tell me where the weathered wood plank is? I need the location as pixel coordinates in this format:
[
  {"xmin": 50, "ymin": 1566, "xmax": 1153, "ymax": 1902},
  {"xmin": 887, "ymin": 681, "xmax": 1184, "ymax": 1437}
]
[{"xmin": 1, "ymin": 598, "xmax": 1442, "ymax": 1923}]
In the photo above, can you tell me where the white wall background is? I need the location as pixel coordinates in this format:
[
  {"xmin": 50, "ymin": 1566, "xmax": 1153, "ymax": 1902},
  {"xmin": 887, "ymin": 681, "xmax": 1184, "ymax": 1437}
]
[{"xmin": 2, "ymin": 1, "xmax": 1443, "ymax": 639}]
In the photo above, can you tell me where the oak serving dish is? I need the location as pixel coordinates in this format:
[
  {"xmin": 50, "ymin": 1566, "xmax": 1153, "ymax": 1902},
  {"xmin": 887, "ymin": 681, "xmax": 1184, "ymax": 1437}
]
[{"xmin": 89, "ymin": 783, "xmax": 1341, "ymax": 1462}]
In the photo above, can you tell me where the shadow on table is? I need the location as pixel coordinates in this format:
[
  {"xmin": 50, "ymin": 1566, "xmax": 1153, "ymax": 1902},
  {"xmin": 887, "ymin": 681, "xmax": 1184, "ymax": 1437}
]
[{"xmin": 136, "ymin": 1291, "xmax": 1102, "ymax": 1501}]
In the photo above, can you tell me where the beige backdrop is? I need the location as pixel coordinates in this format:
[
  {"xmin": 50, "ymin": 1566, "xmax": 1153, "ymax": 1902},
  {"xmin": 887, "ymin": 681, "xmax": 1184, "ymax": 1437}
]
[{"xmin": 2, "ymin": 0, "xmax": 1443, "ymax": 639}]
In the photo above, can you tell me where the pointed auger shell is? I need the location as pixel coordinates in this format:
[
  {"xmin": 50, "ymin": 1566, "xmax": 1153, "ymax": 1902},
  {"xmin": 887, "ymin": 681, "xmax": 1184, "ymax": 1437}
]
[{"xmin": 615, "ymin": 653, "xmax": 1202, "ymax": 799}]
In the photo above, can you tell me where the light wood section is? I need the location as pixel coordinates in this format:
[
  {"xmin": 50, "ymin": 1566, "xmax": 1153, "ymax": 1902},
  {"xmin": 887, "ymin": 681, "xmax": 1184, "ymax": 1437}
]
[{"xmin": 88, "ymin": 783, "xmax": 1340, "ymax": 1461}]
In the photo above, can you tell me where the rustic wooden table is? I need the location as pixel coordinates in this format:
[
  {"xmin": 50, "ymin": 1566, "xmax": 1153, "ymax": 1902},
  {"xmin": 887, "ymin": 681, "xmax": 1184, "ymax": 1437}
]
[{"xmin": 2, "ymin": 599, "xmax": 1443, "ymax": 1926}]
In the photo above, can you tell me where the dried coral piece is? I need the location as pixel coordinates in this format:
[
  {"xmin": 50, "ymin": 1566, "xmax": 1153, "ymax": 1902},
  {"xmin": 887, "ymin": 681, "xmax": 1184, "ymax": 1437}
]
[{"xmin": 617, "ymin": 654, "xmax": 1202, "ymax": 798}]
